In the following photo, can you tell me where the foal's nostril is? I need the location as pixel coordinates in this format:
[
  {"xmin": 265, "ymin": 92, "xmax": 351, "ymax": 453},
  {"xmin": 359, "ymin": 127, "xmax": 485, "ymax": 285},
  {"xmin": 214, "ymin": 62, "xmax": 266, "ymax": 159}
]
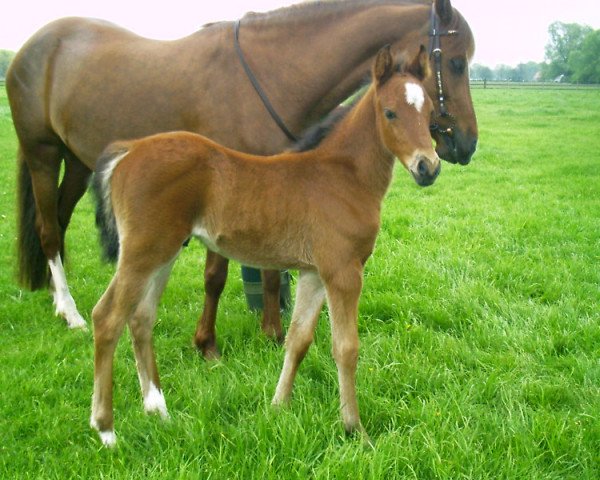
[{"xmin": 417, "ymin": 159, "xmax": 428, "ymax": 176}]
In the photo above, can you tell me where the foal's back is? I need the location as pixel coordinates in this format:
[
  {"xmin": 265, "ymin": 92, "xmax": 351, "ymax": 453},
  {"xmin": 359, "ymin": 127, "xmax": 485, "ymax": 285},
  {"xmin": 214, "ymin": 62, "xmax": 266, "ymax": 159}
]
[{"xmin": 104, "ymin": 130, "xmax": 377, "ymax": 269}]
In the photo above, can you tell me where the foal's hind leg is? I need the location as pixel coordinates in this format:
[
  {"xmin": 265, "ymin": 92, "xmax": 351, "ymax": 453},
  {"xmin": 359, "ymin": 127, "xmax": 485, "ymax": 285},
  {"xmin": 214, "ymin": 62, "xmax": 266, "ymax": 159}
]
[
  {"xmin": 91, "ymin": 262, "xmax": 161, "ymax": 446},
  {"xmin": 272, "ymin": 270, "xmax": 325, "ymax": 405},
  {"xmin": 129, "ymin": 260, "xmax": 176, "ymax": 419},
  {"xmin": 194, "ymin": 250, "xmax": 228, "ymax": 359},
  {"xmin": 90, "ymin": 275, "xmax": 136, "ymax": 446}
]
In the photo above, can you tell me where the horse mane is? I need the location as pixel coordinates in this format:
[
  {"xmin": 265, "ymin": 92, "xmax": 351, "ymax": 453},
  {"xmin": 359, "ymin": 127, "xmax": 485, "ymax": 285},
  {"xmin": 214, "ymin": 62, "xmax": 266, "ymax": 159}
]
[{"xmin": 242, "ymin": 0, "xmax": 430, "ymax": 26}]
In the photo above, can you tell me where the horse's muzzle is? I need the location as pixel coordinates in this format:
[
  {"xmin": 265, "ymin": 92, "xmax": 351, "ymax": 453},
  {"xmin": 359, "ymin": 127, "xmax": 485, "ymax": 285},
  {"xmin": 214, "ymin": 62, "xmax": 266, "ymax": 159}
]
[{"xmin": 436, "ymin": 130, "xmax": 477, "ymax": 165}]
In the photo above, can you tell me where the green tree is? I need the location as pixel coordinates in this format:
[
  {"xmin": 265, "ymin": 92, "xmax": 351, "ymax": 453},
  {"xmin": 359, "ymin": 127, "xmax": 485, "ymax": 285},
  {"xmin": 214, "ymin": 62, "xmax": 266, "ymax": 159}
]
[
  {"xmin": 569, "ymin": 30, "xmax": 600, "ymax": 83},
  {"xmin": 494, "ymin": 64, "xmax": 513, "ymax": 81},
  {"xmin": 0, "ymin": 50, "xmax": 15, "ymax": 79},
  {"xmin": 542, "ymin": 22, "xmax": 592, "ymax": 81},
  {"xmin": 512, "ymin": 62, "xmax": 541, "ymax": 82},
  {"xmin": 470, "ymin": 63, "xmax": 493, "ymax": 81}
]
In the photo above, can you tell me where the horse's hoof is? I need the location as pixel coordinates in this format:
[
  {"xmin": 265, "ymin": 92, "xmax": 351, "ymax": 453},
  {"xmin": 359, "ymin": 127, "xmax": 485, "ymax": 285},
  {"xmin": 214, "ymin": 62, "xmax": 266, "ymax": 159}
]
[
  {"xmin": 68, "ymin": 315, "xmax": 88, "ymax": 330},
  {"xmin": 194, "ymin": 337, "xmax": 221, "ymax": 360},
  {"xmin": 261, "ymin": 326, "xmax": 285, "ymax": 345},
  {"xmin": 52, "ymin": 289, "xmax": 88, "ymax": 330}
]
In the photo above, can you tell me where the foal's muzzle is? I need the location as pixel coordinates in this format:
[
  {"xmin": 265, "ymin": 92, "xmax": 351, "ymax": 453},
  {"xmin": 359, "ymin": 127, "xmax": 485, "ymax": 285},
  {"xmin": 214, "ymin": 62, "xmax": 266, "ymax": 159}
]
[{"xmin": 412, "ymin": 154, "xmax": 441, "ymax": 187}]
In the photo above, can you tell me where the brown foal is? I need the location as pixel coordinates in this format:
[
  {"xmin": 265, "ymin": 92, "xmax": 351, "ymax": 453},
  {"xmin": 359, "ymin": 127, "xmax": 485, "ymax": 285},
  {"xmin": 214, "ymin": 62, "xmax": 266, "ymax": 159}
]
[{"xmin": 90, "ymin": 46, "xmax": 439, "ymax": 446}]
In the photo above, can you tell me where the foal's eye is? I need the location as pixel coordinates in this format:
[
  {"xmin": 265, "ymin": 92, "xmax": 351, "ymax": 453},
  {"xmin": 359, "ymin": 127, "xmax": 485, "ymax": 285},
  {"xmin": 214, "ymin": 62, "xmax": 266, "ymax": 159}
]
[{"xmin": 384, "ymin": 109, "xmax": 397, "ymax": 120}]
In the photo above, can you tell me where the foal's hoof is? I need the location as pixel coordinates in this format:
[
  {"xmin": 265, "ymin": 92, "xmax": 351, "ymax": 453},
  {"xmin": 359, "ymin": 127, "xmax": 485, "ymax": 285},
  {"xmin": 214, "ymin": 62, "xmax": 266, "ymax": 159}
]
[
  {"xmin": 345, "ymin": 424, "xmax": 374, "ymax": 450},
  {"xmin": 90, "ymin": 417, "xmax": 117, "ymax": 447},
  {"xmin": 98, "ymin": 430, "xmax": 117, "ymax": 448}
]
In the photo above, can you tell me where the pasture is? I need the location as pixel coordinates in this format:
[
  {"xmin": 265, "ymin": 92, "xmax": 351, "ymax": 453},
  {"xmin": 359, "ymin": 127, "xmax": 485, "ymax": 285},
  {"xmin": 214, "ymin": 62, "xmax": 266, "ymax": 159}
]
[{"xmin": 0, "ymin": 84, "xmax": 598, "ymax": 478}]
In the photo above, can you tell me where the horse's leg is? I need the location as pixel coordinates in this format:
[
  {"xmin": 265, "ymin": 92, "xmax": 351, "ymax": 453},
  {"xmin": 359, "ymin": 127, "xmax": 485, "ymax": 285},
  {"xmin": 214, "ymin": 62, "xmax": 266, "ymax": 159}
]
[
  {"xmin": 57, "ymin": 151, "xmax": 92, "ymax": 250},
  {"xmin": 129, "ymin": 259, "xmax": 176, "ymax": 420},
  {"xmin": 272, "ymin": 270, "xmax": 325, "ymax": 405},
  {"xmin": 22, "ymin": 143, "xmax": 87, "ymax": 329},
  {"xmin": 321, "ymin": 263, "xmax": 369, "ymax": 443},
  {"xmin": 194, "ymin": 250, "xmax": 229, "ymax": 359},
  {"xmin": 49, "ymin": 153, "xmax": 92, "ymax": 328},
  {"xmin": 261, "ymin": 269, "xmax": 285, "ymax": 343}
]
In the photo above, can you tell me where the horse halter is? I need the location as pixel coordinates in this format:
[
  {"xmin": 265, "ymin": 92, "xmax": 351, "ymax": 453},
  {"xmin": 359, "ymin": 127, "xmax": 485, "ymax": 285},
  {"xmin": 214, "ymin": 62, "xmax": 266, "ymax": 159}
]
[{"xmin": 428, "ymin": 3, "xmax": 458, "ymax": 137}]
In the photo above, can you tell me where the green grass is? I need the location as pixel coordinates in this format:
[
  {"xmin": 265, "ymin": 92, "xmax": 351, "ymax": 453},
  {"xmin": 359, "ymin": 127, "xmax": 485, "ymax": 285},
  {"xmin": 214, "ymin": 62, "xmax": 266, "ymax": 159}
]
[{"xmin": 0, "ymin": 85, "xmax": 599, "ymax": 479}]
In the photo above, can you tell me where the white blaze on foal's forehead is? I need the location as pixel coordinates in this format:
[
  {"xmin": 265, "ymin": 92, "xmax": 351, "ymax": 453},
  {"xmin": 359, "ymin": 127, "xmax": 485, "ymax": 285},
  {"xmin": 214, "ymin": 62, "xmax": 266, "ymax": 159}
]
[{"xmin": 405, "ymin": 82, "xmax": 425, "ymax": 112}]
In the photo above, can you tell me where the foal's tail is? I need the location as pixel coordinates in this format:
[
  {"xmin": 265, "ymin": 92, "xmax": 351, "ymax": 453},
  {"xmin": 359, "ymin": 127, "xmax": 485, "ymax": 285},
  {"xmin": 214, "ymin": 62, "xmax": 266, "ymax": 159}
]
[
  {"xmin": 16, "ymin": 151, "xmax": 50, "ymax": 290},
  {"xmin": 91, "ymin": 144, "xmax": 129, "ymax": 263}
]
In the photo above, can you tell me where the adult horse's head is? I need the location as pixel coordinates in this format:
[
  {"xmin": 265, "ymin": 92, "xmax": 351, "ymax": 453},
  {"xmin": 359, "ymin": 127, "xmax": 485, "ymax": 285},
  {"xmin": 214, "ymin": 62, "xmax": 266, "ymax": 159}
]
[
  {"xmin": 416, "ymin": 0, "xmax": 478, "ymax": 165},
  {"xmin": 373, "ymin": 45, "xmax": 440, "ymax": 187}
]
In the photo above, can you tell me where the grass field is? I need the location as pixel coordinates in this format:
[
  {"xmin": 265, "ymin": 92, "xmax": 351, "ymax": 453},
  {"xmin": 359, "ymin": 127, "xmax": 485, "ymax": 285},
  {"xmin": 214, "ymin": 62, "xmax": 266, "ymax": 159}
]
[{"xmin": 0, "ymin": 85, "xmax": 598, "ymax": 479}]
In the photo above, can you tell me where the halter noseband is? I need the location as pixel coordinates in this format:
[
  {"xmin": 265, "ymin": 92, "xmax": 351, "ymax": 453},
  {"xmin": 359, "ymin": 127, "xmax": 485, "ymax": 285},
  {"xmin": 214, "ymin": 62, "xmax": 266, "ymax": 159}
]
[{"xmin": 428, "ymin": 3, "xmax": 458, "ymax": 137}]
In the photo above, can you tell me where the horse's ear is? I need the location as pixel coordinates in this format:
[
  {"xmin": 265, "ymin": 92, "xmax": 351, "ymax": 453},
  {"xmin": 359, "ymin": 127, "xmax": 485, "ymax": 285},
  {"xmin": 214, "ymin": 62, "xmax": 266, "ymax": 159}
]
[
  {"xmin": 406, "ymin": 45, "xmax": 431, "ymax": 81},
  {"xmin": 373, "ymin": 45, "xmax": 394, "ymax": 86},
  {"xmin": 435, "ymin": 0, "xmax": 453, "ymax": 25}
]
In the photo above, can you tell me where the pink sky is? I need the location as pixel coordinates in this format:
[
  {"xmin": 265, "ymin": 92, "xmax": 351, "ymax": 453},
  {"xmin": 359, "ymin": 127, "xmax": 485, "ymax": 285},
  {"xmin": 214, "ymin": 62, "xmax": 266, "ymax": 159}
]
[{"xmin": 2, "ymin": 0, "xmax": 600, "ymax": 67}]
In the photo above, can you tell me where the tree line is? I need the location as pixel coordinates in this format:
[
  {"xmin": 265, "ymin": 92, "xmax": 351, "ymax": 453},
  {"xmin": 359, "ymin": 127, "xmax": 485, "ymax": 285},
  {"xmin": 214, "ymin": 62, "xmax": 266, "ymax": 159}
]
[
  {"xmin": 470, "ymin": 22, "xmax": 600, "ymax": 84},
  {"xmin": 0, "ymin": 50, "xmax": 15, "ymax": 79}
]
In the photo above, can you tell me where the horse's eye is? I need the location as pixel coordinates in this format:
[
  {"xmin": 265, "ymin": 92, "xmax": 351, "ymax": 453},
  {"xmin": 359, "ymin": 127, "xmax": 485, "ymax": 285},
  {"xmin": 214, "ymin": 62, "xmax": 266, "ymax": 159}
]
[
  {"xmin": 449, "ymin": 57, "xmax": 466, "ymax": 75},
  {"xmin": 384, "ymin": 109, "xmax": 397, "ymax": 120}
]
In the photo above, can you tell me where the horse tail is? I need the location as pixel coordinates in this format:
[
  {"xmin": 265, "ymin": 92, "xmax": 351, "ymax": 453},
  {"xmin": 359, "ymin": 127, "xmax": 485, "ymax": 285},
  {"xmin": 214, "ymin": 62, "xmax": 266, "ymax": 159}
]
[
  {"xmin": 91, "ymin": 144, "xmax": 130, "ymax": 263},
  {"xmin": 16, "ymin": 151, "xmax": 50, "ymax": 290}
]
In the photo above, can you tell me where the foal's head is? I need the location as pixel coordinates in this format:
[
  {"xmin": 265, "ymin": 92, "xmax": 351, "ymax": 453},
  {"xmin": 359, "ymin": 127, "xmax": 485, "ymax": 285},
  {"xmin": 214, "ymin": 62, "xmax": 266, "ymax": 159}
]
[{"xmin": 373, "ymin": 45, "xmax": 440, "ymax": 187}]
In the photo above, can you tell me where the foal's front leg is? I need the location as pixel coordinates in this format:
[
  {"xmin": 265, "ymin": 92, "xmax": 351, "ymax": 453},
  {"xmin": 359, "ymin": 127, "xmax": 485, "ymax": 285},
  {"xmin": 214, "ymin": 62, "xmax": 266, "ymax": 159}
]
[
  {"xmin": 322, "ymin": 264, "xmax": 368, "ymax": 441},
  {"xmin": 272, "ymin": 270, "xmax": 325, "ymax": 404}
]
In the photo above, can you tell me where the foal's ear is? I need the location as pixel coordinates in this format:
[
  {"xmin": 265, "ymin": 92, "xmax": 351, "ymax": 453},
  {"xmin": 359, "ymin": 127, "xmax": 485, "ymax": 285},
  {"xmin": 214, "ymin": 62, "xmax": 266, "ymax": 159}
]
[
  {"xmin": 406, "ymin": 45, "xmax": 431, "ymax": 81},
  {"xmin": 373, "ymin": 45, "xmax": 394, "ymax": 86},
  {"xmin": 435, "ymin": 0, "xmax": 453, "ymax": 25}
]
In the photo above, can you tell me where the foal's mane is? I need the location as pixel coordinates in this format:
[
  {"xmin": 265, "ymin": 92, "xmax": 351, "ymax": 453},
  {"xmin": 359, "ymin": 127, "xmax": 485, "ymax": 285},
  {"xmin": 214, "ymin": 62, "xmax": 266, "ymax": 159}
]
[{"xmin": 290, "ymin": 95, "xmax": 361, "ymax": 153}]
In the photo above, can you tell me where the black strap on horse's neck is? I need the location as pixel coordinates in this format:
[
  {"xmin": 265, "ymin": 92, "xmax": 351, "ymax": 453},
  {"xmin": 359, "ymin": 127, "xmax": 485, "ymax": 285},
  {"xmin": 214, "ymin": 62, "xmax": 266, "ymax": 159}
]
[
  {"xmin": 428, "ymin": 3, "xmax": 458, "ymax": 126},
  {"xmin": 233, "ymin": 20, "xmax": 298, "ymax": 143}
]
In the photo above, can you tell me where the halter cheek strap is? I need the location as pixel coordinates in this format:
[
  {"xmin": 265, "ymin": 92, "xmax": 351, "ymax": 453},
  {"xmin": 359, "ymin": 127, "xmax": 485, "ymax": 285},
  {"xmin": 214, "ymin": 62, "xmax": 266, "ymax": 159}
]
[{"xmin": 428, "ymin": 3, "xmax": 458, "ymax": 135}]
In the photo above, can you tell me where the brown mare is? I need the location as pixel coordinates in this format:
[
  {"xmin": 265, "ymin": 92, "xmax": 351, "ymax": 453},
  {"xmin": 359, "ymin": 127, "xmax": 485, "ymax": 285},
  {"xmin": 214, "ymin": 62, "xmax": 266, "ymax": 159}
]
[
  {"xmin": 7, "ymin": 0, "xmax": 477, "ymax": 354},
  {"xmin": 90, "ymin": 45, "xmax": 438, "ymax": 446}
]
